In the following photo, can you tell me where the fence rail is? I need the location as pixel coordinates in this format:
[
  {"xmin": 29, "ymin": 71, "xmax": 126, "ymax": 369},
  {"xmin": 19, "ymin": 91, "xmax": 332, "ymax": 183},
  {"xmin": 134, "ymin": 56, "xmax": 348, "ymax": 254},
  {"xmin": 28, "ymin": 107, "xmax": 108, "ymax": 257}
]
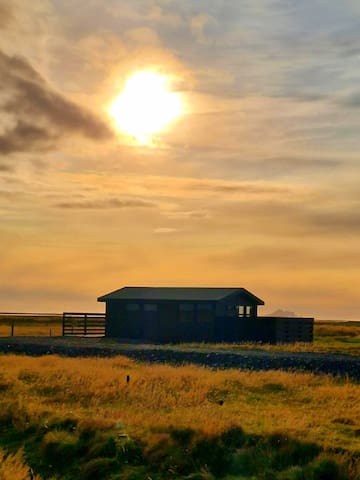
[
  {"xmin": 0, "ymin": 314, "xmax": 62, "ymax": 337},
  {"xmin": 62, "ymin": 312, "xmax": 105, "ymax": 337}
]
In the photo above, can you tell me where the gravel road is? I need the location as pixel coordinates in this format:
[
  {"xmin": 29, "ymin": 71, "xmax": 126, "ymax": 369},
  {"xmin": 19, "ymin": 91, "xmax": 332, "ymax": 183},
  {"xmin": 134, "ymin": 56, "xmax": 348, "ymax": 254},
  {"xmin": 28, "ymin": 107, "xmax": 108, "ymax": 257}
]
[{"xmin": 0, "ymin": 337, "xmax": 359, "ymax": 380}]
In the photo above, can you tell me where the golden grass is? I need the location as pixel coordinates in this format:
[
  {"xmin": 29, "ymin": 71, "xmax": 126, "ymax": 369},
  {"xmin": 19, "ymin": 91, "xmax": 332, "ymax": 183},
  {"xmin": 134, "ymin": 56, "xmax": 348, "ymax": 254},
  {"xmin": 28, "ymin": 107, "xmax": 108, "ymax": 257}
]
[
  {"xmin": 1, "ymin": 354, "xmax": 360, "ymax": 455},
  {"xmin": 0, "ymin": 449, "xmax": 41, "ymax": 480},
  {"xmin": 0, "ymin": 325, "xmax": 62, "ymax": 337},
  {"xmin": 0, "ymin": 316, "xmax": 62, "ymax": 337}
]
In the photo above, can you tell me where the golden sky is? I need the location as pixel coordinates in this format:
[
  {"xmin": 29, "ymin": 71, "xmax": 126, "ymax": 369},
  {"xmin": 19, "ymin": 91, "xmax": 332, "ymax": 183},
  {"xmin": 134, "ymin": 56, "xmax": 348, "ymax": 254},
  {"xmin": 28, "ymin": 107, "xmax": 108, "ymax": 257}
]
[{"xmin": 1, "ymin": 0, "xmax": 360, "ymax": 318}]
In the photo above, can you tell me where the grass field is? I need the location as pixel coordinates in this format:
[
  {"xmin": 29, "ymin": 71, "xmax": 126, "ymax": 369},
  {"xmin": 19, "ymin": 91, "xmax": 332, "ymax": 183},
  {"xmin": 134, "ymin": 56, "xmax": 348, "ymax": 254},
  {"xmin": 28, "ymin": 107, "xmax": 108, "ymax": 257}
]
[
  {"xmin": 1, "ymin": 317, "xmax": 360, "ymax": 478},
  {"xmin": 183, "ymin": 321, "xmax": 360, "ymax": 356},
  {"xmin": 1, "ymin": 353, "xmax": 360, "ymax": 479},
  {"xmin": 0, "ymin": 316, "xmax": 63, "ymax": 337}
]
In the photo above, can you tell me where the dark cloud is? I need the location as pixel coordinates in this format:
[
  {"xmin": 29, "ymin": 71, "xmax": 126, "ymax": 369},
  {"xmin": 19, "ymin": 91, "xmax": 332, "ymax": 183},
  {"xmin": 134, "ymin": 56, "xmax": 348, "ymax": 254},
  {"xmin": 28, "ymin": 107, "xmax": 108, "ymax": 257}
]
[
  {"xmin": 0, "ymin": 49, "xmax": 113, "ymax": 155},
  {"xmin": 0, "ymin": 120, "xmax": 57, "ymax": 154},
  {"xmin": 54, "ymin": 198, "xmax": 155, "ymax": 209},
  {"xmin": 0, "ymin": 162, "xmax": 14, "ymax": 172}
]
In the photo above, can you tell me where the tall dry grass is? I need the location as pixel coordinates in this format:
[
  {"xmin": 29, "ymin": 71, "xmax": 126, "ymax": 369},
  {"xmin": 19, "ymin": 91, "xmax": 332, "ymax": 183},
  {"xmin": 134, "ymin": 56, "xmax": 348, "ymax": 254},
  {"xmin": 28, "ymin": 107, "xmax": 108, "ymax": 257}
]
[
  {"xmin": 1, "ymin": 354, "xmax": 359, "ymax": 452},
  {"xmin": 0, "ymin": 325, "xmax": 62, "ymax": 337},
  {"xmin": 0, "ymin": 449, "xmax": 41, "ymax": 480}
]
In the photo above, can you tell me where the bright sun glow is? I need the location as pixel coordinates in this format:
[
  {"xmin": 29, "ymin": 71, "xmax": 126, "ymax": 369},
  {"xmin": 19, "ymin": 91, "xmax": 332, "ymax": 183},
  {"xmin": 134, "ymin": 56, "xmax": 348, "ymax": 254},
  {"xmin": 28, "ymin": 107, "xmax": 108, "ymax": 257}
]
[{"xmin": 109, "ymin": 71, "xmax": 183, "ymax": 144}]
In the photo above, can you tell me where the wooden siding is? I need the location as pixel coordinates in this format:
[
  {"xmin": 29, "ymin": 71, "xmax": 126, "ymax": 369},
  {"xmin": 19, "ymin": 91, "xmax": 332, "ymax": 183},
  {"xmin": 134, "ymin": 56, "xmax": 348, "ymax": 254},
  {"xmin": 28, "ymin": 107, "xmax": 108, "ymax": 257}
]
[
  {"xmin": 104, "ymin": 300, "xmax": 314, "ymax": 344},
  {"xmin": 250, "ymin": 317, "xmax": 314, "ymax": 343}
]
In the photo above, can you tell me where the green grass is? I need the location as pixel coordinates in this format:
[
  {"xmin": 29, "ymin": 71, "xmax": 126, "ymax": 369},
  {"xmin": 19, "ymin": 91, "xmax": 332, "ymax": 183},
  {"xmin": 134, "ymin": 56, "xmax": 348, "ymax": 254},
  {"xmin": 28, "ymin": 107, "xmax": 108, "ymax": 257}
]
[{"xmin": 0, "ymin": 406, "xmax": 351, "ymax": 480}]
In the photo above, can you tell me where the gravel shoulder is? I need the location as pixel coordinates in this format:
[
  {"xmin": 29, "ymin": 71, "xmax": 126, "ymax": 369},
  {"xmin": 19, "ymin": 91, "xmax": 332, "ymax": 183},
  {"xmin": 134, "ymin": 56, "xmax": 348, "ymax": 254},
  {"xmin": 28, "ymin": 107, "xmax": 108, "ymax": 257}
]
[{"xmin": 0, "ymin": 336, "xmax": 359, "ymax": 380}]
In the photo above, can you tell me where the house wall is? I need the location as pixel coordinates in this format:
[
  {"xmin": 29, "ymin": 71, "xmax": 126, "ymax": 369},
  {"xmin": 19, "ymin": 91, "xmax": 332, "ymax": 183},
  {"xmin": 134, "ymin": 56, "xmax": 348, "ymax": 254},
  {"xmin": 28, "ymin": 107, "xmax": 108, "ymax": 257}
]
[
  {"xmin": 251, "ymin": 317, "xmax": 314, "ymax": 343},
  {"xmin": 105, "ymin": 301, "xmax": 124, "ymax": 337},
  {"xmin": 106, "ymin": 300, "xmax": 219, "ymax": 342},
  {"xmin": 105, "ymin": 301, "xmax": 313, "ymax": 344},
  {"xmin": 157, "ymin": 302, "xmax": 178, "ymax": 342},
  {"xmin": 237, "ymin": 316, "xmax": 277, "ymax": 343},
  {"xmin": 274, "ymin": 317, "xmax": 314, "ymax": 343},
  {"xmin": 106, "ymin": 300, "xmax": 143, "ymax": 338}
]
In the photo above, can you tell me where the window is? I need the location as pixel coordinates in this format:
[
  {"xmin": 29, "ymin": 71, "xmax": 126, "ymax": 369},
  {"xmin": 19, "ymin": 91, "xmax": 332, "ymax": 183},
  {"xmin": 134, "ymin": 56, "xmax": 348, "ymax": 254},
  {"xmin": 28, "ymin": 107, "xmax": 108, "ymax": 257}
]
[
  {"xmin": 238, "ymin": 305, "xmax": 251, "ymax": 317},
  {"xmin": 179, "ymin": 303, "xmax": 194, "ymax": 322},
  {"xmin": 144, "ymin": 304, "xmax": 157, "ymax": 312},
  {"xmin": 179, "ymin": 304, "xmax": 194, "ymax": 311},
  {"xmin": 126, "ymin": 303, "xmax": 140, "ymax": 311}
]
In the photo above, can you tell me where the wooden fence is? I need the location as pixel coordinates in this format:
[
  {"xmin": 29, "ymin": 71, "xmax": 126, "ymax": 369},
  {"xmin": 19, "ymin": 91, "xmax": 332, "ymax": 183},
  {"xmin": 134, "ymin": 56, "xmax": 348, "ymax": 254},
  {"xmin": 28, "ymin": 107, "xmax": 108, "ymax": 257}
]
[{"xmin": 62, "ymin": 312, "xmax": 105, "ymax": 337}]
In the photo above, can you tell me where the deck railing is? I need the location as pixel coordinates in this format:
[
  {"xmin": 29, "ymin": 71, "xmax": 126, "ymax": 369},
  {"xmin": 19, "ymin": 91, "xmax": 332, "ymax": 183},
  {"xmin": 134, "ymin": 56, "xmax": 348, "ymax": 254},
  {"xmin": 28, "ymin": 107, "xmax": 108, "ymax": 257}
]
[{"xmin": 62, "ymin": 312, "xmax": 105, "ymax": 337}]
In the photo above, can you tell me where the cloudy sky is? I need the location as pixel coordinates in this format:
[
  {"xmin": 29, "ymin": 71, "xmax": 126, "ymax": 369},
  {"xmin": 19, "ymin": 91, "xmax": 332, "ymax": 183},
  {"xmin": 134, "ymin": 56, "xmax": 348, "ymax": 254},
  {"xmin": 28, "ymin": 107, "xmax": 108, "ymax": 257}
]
[{"xmin": 1, "ymin": 0, "xmax": 360, "ymax": 318}]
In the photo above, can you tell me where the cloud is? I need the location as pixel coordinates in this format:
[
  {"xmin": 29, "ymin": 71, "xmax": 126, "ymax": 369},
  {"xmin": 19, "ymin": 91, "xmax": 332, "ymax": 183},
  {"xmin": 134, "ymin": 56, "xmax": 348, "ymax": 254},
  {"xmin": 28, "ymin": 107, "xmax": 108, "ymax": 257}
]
[
  {"xmin": 190, "ymin": 14, "xmax": 217, "ymax": 43},
  {"xmin": 0, "ymin": 2, "xmax": 13, "ymax": 28},
  {"xmin": 214, "ymin": 244, "xmax": 360, "ymax": 270},
  {"xmin": 0, "ymin": 162, "xmax": 14, "ymax": 172},
  {"xmin": 339, "ymin": 91, "xmax": 360, "ymax": 108},
  {"xmin": 153, "ymin": 227, "xmax": 178, "ymax": 234},
  {"xmin": 309, "ymin": 210, "xmax": 360, "ymax": 233},
  {"xmin": 0, "ymin": 120, "xmax": 57, "ymax": 154},
  {"xmin": 187, "ymin": 180, "xmax": 291, "ymax": 195},
  {"xmin": 54, "ymin": 198, "xmax": 155, "ymax": 210},
  {"xmin": 125, "ymin": 175, "xmax": 296, "ymax": 198},
  {"xmin": 0, "ymin": 49, "xmax": 113, "ymax": 155}
]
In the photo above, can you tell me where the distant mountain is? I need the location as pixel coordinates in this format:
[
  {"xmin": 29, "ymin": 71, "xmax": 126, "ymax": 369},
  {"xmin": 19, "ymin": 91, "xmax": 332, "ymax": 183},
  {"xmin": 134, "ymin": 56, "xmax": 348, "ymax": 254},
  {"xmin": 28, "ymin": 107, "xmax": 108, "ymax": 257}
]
[{"xmin": 270, "ymin": 309, "xmax": 297, "ymax": 317}]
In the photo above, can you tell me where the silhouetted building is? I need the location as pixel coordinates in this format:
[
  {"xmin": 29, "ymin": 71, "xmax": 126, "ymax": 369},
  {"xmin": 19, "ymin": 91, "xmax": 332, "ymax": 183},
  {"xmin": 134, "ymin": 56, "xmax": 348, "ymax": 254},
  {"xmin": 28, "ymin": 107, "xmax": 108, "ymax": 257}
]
[{"xmin": 98, "ymin": 286, "xmax": 313, "ymax": 343}]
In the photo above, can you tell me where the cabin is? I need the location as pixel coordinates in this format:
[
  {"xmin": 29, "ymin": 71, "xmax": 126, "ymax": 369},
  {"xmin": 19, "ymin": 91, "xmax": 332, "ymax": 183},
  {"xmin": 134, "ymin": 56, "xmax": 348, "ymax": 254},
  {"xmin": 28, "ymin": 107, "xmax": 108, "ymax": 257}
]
[{"xmin": 98, "ymin": 286, "xmax": 313, "ymax": 343}]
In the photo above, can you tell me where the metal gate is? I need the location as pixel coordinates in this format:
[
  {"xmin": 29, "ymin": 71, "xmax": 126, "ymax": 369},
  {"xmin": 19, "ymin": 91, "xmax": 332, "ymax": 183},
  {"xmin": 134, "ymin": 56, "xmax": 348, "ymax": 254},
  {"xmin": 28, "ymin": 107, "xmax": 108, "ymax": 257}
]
[{"xmin": 62, "ymin": 312, "xmax": 105, "ymax": 336}]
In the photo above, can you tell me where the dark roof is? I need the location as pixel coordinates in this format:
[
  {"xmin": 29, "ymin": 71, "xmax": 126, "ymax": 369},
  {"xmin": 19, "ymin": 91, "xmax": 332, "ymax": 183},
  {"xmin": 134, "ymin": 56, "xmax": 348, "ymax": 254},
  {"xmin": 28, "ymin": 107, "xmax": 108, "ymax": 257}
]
[{"xmin": 98, "ymin": 287, "xmax": 264, "ymax": 304}]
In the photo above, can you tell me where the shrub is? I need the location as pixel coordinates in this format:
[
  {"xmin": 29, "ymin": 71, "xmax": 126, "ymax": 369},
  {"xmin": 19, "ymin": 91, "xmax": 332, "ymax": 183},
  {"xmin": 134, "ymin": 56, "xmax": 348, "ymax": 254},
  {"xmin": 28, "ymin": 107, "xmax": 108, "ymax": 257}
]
[
  {"xmin": 169, "ymin": 427, "xmax": 195, "ymax": 446},
  {"xmin": 312, "ymin": 458, "xmax": 342, "ymax": 480},
  {"xmin": 117, "ymin": 439, "xmax": 144, "ymax": 466},
  {"xmin": 79, "ymin": 457, "xmax": 114, "ymax": 480},
  {"xmin": 191, "ymin": 436, "xmax": 231, "ymax": 476},
  {"xmin": 267, "ymin": 434, "xmax": 320, "ymax": 470},
  {"xmin": 88, "ymin": 435, "xmax": 117, "ymax": 458},
  {"xmin": 41, "ymin": 430, "xmax": 80, "ymax": 468},
  {"xmin": 220, "ymin": 425, "xmax": 246, "ymax": 449}
]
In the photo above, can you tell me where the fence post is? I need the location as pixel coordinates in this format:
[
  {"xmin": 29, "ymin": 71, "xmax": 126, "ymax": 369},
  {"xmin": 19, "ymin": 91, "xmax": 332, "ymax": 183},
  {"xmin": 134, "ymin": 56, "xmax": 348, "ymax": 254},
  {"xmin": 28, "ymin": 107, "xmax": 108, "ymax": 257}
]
[
  {"xmin": 11, "ymin": 320, "xmax": 14, "ymax": 337},
  {"xmin": 84, "ymin": 313, "xmax": 87, "ymax": 336}
]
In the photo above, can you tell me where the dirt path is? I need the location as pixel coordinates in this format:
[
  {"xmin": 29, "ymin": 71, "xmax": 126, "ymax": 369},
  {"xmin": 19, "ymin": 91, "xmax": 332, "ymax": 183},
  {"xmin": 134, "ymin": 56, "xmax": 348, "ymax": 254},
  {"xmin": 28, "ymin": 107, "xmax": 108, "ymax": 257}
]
[{"xmin": 1, "ymin": 336, "xmax": 359, "ymax": 379}]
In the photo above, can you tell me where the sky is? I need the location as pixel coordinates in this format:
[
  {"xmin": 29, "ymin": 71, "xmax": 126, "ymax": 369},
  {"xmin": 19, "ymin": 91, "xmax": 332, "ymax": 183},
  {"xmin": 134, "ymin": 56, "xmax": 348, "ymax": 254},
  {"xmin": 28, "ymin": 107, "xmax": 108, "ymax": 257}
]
[{"xmin": 1, "ymin": 0, "xmax": 360, "ymax": 319}]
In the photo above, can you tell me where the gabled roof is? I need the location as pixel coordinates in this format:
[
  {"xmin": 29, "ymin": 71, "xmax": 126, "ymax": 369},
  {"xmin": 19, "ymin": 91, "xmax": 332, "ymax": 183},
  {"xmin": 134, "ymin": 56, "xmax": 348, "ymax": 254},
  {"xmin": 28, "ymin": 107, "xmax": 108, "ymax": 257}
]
[{"xmin": 98, "ymin": 287, "xmax": 264, "ymax": 304}]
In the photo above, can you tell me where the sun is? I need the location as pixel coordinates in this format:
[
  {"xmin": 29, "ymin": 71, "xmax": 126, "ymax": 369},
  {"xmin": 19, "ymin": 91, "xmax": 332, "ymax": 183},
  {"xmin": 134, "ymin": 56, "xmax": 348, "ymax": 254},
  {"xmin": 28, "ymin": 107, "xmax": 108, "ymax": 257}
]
[{"xmin": 109, "ymin": 71, "xmax": 183, "ymax": 144}]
